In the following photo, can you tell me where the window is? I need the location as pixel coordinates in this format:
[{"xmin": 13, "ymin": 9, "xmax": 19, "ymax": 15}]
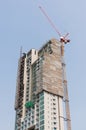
[
  {"xmin": 40, "ymin": 125, "xmax": 44, "ymax": 130},
  {"xmin": 53, "ymin": 103, "xmax": 56, "ymax": 105},
  {"xmin": 40, "ymin": 120, "xmax": 44, "ymax": 125},
  {"xmin": 26, "ymin": 91, "xmax": 29, "ymax": 94},
  {"xmin": 25, "ymin": 124, "xmax": 27, "ymax": 128},
  {"xmin": 29, "ymin": 113, "xmax": 31, "ymax": 116},
  {"xmin": 53, "ymin": 112, "xmax": 56, "ymax": 115},
  {"xmin": 39, "ymin": 92, "xmax": 44, "ymax": 97},
  {"xmin": 40, "ymin": 105, "xmax": 44, "ymax": 110},
  {"xmin": 54, "ymin": 122, "xmax": 56, "ymax": 125},
  {"xmin": 22, "ymin": 122, "xmax": 24, "ymax": 124},
  {"xmin": 54, "ymin": 117, "xmax": 56, "ymax": 120},
  {"xmin": 25, "ymin": 120, "xmax": 27, "ymax": 123},
  {"xmin": 53, "ymin": 108, "xmax": 56, "ymax": 110},
  {"xmin": 40, "ymin": 110, "xmax": 44, "ymax": 115},
  {"xmin": 40, "ymin": 115, "xmax": 44, "ymax": 120},
  {"xmin": 28, "ymin": 123, "xmax": 30, "ymax": 126},
  {"xmin": 36, "ymin": 109, "xmax": 39, "ymax": 112},
  {"xmin": 32, "ymin": 121, "xmax": 34, "ymax": 124},
  {"xmin": 26, "ymin": 94, "xmax": 29, "ymax": 97},
  {"xmin": 40, "ymin": 96, "xmax": 44, "ymax": 100},
  {"xmin": 40, "ymin": 101, "xmax": 44, "ymax": 105}
]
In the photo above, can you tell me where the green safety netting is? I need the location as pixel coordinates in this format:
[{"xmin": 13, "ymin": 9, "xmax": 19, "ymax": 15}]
[{"xmin": 25, "ymin": 101, "xmax": 34, "ymax": 108}]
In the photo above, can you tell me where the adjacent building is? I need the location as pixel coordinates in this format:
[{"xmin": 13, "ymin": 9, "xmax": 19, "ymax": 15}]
[{"xmin": 14, "ymin": 39, "xmax": 71, "ymax": 130}]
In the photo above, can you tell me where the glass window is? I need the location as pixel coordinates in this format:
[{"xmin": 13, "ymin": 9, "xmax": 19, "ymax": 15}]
[
  {"xmin": 53, "ymin": 112, "xmax": 56, "ymax": 115},
  {"xmin": 32, "ymin": 121, "xmax": 34, "ymax": 124},
  {"xmin": 39, "ymin": 92, "xmax": 44, "ymax": 97},
  {"xmin": 40, "ymin": 110, "xmax": 44, "ymax": 115},
  {"xmin": 54, "ymin": 122, "xmax": 56, "ymax": 125},
  {"xmin": 40, "ymin": 115, "xmax": 44, "ymax": 120},
  {"xmin": 40, "ymin": 125, "xmax": 44, "ymax": 130},
  {"xmin": 25, "ymin": 124, "xmax": 27, "ymax": 128},
  {"xmin": 40, "ymin": 96, "xmax": 44, "ymax": 100},
  {"xmin": 40, "ymin": 101, "xmax": 44, "ymax": 105},
  {"xmin": 36, "ymin": 109, "xmax": 39, "ymax": 112},
  {"xmin": 40, "ymin": 120, "xmax": 44, "ymax": 125},
  {"xmin": 54, "ymin": 117, "xmax": 56, "ymax": 120},
  {"xmin": 40, "ymin": 105, "xmax": 44, "ymax": 110}
]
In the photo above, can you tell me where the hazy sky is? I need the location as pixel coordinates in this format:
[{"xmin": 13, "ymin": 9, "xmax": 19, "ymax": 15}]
[{"xmin": 0, "ymin": 0, "xmax": 86, "ymax": 130}]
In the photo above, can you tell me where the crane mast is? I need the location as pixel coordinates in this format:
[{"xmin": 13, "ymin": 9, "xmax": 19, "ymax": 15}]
[{"xmin": 61, "ymin": 44, "xmax": 71, "ymax": 130}]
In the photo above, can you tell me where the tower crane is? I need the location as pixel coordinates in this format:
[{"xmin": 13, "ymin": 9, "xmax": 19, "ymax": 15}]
[
  {"xmin": 39, "ymin": 5, "xmax": 71, "ymax": 130},
  {"xmin": 39, "ymin": 6, "xmax": 70, "ymax": 44}
]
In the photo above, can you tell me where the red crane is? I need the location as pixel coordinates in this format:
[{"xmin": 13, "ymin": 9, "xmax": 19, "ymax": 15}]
[{"xmin": 39, "ymin": 6, "xmax": 70, "ymax": 44}]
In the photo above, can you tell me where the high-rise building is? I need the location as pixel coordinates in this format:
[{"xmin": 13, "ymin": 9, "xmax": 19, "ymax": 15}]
[{"xmin": 14, "ymin": 39, "xmax": 71, "ymax": 130}]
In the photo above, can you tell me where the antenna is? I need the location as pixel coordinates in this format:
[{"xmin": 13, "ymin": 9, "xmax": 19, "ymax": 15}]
[
  {"xmin": 39, "ymin": 5, "xmax": 70, "ymax": 44},
  {"xmin": 20, "ymin": 46, "xmax": 22, "ymax": 58}
]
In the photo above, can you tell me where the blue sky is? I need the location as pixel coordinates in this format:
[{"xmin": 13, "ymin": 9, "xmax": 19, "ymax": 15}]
[{"xmin": 0, "ymin": 0, "xmax": 86, "ymax": 130}]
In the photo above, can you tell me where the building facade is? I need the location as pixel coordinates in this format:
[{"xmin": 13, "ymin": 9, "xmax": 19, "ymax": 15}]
[{"xmin": 14, "ymin": 39, "xmax": 71, "ymax": 130}]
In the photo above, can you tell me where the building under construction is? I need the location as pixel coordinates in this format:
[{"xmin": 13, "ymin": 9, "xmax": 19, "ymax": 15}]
[{"xmin": 14, "ymin": 38, "xmax": 71, "ymax": 130}]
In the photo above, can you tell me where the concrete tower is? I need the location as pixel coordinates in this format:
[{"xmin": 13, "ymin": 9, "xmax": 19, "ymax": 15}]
[{"xmin": 14, "ymin": 39, "xmax": 71, "ymax": 130}]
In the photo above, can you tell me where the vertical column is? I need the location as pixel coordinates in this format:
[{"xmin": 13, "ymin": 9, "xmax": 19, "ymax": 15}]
[{"xmin": 58, "ymin": 97, "xmax": 64, "ymax": 130}]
